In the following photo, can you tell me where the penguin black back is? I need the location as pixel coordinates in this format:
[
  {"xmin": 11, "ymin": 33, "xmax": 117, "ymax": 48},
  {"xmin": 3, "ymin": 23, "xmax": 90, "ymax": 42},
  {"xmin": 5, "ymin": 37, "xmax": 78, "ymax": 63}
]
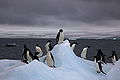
[{"xmin": 50, "ymin": 52, "xmax": 55, "ymax": 67}]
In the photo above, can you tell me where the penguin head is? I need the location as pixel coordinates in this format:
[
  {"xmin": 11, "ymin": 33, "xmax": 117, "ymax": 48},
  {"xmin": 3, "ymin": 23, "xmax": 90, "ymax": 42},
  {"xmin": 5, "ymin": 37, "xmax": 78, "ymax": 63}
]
[
  {"xmin": 71, "ymin": 42, "xmax": 78, "ymax": 46},
  {"xmin": 97, "ymin": 49, "xmax": 101, "ymax": 52},
  {"xmin": 36, "ymin": 44, "xmax": 39, "ymax": 47},
  {"xmin": 24, "ymin": 44, "xmax": 27, "ymax": 48},
  {"xmin": 73, "ymin": 42, "xmax": 78, "ymax": 45},
  {"xmin": 112, "ymin": 50, "xmax": 116, "ymax": 55},
  {"xmin": 46, "ymin": 40, "xmax": 52, "ymax": 45},
  {"xmin": 59, "ymin": 29, "xmax": 63, "ymax": 32},
  {"xmin": 97, "ymin": 49, "xmax": 104, "ymax": 55},
  {"xmin": 47, "ymin": 40, "xmax": 52, "ymax": 43}
]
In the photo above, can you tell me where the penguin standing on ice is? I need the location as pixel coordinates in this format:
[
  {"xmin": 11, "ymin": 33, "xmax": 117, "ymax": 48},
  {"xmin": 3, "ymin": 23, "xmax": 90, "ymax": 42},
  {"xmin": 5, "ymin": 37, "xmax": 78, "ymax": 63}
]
[
  {"xmin": 80, "ymin": 46, "xmax": 90, "ymax": 59},
  {"xmin": 43, "ymin": 51, "xmax": 55, "ymax": 68},
  {"xmin": 70, "ymin": 42, "xmax": 78, "ymax": 50},
  {"xmin": 94, "ymin": 53, "xmax": 106, "ymax": 75},
  {"xmin": 34, "ymin": 44, "xmax": 43, "ymax": 61},
  {"xmin": 21, "ymin": 45, "xmax": 34, "ymax": 64},
  {"xmin": 97, "ymin": 49, "xmax": 107, "ymax": 64},
  {"xmin": 45, "ymin": 40, "xmax": 53, "ymax": 52},
  {"xmin": 43, "ymin": 40, "xmax": 55, "ymax": 67},
  {"xmin": 108, "ymin": 50, "xmax": 118, "ymax": 65},
  {"xmin": 56, "ymin": 29, "xmax": 64, "ymax": 44}
]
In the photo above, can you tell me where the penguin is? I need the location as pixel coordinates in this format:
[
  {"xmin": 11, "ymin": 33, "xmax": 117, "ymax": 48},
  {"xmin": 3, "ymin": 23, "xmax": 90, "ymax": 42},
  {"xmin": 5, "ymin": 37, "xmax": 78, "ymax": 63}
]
[
  {"xmin": 34, "ymin": 44, "xmax": 43, "ymax": 61},
  {"xmin": 97, "ymin": 49, "xmax": 107, "ymax": 64},
  {"xmin": 107, "ymin": 50, "xmax": 118, "ymax": 65},
  {"xmin": 21, "ymin": 45, "xmax": 33, "ymax": 64},
  {"xmin": 70, "ymin": 42, "xmax": 78, "ymax": 50},
  {"xmin": 56, "ymin": 29, "xmax": 64, "ymax": 44},
  {"xmin": 94, "ymin": 54, "xmax": 106, "ymax": 75},
  {"xmin": 80, "ymin": 46, "xmax": 90, "ymax": 59},
  {"xmin": 43, "ymin": 51, "xmax": 55, "ymax": 68},
  {"xmin": 45, "ymin": 40, "xmax": 53, "ymax": 52}
]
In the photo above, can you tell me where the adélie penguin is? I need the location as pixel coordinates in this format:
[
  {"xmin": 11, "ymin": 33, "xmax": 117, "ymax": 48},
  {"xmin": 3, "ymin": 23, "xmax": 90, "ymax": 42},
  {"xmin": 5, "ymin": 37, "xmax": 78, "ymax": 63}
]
[
  {"xmin": 94, "ymin": 53, "xmax": 106, "ymax": 75},
  {"xmin": 21, "ymin": 45, "xmax": 34, "ymax": 64},
  {"xmin": 108, "ymin": 50, "xmax": 118, "ymax": 65},
  {"xmin": 43, "ymin": 51, "xmax": 55, "ymax": 68},
  {"xmin": 70, "ymin": 42, "xmax": 78, "ymax": 50},
  {"xmin": 80, "ymin": 46, "xmax": 90, "ymax": 59},
  {"xmin": 34, "ymin": 44, "xmax": 43, "ymax": 61},
  {"xmin": 56, "ymin": 29, "xmax": 64, "ymax": 44}
]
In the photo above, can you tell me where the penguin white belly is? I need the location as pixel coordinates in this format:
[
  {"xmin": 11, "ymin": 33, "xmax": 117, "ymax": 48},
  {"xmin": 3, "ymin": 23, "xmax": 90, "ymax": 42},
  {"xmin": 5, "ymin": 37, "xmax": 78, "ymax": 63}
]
[
  {"xmin": 26, "ymin": 51, "xmax": 32, "ymax": 62},
  {"xmin": 95, "ymin": 62, "xmax": 101, "ymax": 72},
  {"xmin": 58, "ymin": 33, "xmax": 64, "ymax": 44},
  {"xmin": 71, "ymin": 44, "xmax": 76, "ymax": 50},
  {"xmin": 46, "ymin": 53, "xmax": 54, "ymax": 67},
  {"xmin": 94, "ymin": 59, "xmax": 100, "ymax": 72},
  {"xmin": 112, "ymin": 56, "xmax": 116, "ymax": 65},
  {"xmin": 36, "ymin": 47, "xmax": 43, "ymax": 57},
  {"xmin": 81, "ymin": 48, "xmax": 87, "ymax": 59}
]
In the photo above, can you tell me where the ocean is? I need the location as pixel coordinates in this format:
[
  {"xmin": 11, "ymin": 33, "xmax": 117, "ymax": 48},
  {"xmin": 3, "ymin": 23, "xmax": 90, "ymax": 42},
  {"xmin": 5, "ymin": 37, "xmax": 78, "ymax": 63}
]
[{"xmin": 0, "ymin": 38, "xmax": 120, "ymax": 62}]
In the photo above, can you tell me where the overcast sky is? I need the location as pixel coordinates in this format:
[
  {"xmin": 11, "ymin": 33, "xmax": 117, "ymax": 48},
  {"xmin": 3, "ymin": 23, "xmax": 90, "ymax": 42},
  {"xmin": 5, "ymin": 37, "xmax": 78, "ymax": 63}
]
[{"xmin": 0, "ymin": 0, "xmax": 120, "ymax": 28}]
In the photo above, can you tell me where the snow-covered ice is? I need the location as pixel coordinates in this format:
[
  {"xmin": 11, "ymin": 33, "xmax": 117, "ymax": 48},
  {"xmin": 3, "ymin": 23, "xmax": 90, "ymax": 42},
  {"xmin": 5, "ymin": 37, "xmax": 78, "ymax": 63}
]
[
  {"xmin": 107, "ymin": 59, "xmax": 120, "ymax": 80},
  {"xmin": 0, "ymin": 40, "xmax": 119, "ymax": 80}
]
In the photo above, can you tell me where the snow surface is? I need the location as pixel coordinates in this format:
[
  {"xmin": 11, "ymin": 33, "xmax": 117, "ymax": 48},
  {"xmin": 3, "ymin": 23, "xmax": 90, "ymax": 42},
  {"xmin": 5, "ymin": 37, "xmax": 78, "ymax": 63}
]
[
  {"xmin": 107, "ymin": 59, "xmax": 120, "ymax": 80},
  {"xmin": 0, "ymin": 40, "xmax": 118, "ymax": 80}
]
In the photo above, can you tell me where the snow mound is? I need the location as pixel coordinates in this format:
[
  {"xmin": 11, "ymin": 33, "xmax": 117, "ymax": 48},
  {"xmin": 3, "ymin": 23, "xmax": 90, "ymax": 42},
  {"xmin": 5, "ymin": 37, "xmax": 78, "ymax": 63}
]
[
  {"xmin": 107, "ymin": 59, "xmax": 120, "ymax": 80},
  {"xmin": 0, "ymin": 40, "xmax": 113, "ymax": 80}
]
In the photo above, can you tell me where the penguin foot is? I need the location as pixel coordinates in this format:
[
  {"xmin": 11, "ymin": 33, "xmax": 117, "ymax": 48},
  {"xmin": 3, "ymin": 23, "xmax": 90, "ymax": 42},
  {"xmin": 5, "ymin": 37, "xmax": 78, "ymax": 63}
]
[
  {"xmin": 96, "ymin": 71, "xmax": 100, "ymax": 73},
  {"xmin": 21, "ymin": 60, "xmax": 29, "ymax": 64},
  {"xmin": 53, "ymin": 66, "xmax": 56, "ymax": 68}
]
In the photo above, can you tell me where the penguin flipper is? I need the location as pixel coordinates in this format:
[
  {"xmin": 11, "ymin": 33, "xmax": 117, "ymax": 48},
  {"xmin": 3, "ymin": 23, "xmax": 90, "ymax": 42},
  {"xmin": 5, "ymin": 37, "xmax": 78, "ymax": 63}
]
[{"xmin": 53, "ymin": 65, "xmax": 56, "ymax": 68}]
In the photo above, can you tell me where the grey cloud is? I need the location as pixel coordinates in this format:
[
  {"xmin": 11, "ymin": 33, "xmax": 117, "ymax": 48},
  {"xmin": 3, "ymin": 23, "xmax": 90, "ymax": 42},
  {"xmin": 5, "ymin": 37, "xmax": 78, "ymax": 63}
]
[{"xmin": 0, "ymin": 0, "xmax": 120, "ymax": 26}]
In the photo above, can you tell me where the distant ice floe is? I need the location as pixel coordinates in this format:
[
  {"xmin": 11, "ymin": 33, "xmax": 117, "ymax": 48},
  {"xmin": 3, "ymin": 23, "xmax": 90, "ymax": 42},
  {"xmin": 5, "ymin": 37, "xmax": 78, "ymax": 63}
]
[{"xmin": 0, "ymin": 24, "xmax": 120, "ymax": 39}]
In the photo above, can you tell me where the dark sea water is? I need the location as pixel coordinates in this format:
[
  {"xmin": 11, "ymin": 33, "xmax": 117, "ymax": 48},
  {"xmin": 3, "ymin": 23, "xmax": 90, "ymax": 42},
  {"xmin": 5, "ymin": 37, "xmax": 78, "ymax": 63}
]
[{"xmin": 0, "ymin": 38, "xmax": 120, "ymax": 63}]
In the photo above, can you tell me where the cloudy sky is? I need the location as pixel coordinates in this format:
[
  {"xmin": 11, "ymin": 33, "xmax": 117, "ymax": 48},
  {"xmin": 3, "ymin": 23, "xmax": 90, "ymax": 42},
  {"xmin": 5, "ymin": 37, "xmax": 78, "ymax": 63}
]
[
  {"xmin": 0, "ymin": 0, "xmax": 120, "ymax": 38},
  {"xmin": 0, "ymin": 0, "xmax": 120, "ymax": 26}
]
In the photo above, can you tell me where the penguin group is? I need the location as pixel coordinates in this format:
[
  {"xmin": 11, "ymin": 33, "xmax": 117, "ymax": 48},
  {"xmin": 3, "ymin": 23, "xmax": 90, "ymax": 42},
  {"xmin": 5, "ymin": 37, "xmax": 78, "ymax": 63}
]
[
  {"xmin": 21, "ymin": 29, "xmax": 119, "ymax": 75},
  {"xmin": 93, "ymin": 49, "xmax": 119, "ymax": 75},
  {"xmin": 21, "ymin": 29, "xmax": 65, "ymax": 67}
]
